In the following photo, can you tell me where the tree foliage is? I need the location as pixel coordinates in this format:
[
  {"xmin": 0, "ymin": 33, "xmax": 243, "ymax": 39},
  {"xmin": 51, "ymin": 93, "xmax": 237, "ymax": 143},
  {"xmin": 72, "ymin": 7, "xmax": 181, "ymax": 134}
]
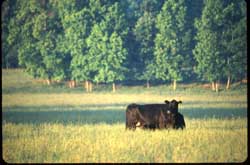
[
  {"xmin": 193, "ymin": 0, "xmax": 246, "ymax": 88},
  {"xmin": 154, "ymin": 0, "xmax": 189, "ymax": 89},
  {"xmin": 2, "ymin": 0, "xmax": 247, "ymax": 91},
  {"xmin": 221, "ymin": 0, "xmax": 247, "ymax": 82}
]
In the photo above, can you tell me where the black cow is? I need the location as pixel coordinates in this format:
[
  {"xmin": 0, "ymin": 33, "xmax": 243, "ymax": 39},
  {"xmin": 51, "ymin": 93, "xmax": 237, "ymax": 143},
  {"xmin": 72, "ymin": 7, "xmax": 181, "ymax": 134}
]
[{"xmin": 125, "ymin": 100, "xmax": 182, "ymax": 130}]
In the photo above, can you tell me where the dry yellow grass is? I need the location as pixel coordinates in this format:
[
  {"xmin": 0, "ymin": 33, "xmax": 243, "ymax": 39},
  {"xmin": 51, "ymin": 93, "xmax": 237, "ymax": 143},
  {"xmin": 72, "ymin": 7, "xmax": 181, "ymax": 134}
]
[
  {"xmin": 2, "ymin": 92, "xmax": 247, "ymax": 108},
  {"xmin": 2, "ymin": 69, "xmax": 248, "ymax": 163},
  {"xmin": 3, "ymin": 119, "xmax": 247, "ymax": 163}
]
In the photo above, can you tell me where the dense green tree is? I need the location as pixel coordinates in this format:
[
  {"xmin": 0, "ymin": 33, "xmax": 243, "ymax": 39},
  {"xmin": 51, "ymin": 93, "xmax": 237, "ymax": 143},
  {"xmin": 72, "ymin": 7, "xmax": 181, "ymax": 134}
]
[
  {"xmin": 7, "ymin": 0, "xmax": 68, "ymax": 84},
  {"xmin": 183, "ymin": 0, "xmax": 204, "ymax": 82},
  {"xmin": 52, "ymin": 0, "xmax": 126, "ymax": 90},
  {"xmin": 123, "ymin": 0, "xmax": 164, "ymax": 83},
  {"xmin": 104, "ymin": 2, "xmax": 128, "ymax": 38},
  {"xmin": 86, "ymin": 18, "xmax": 127, "ymax": 92},
  {"xmin": 91, "ymin": 31, "xmax": 127, "ymax": 92},
  {"xmin": 86, "ymin": 23, "xmax": 106, "ymax": 83},
  {"xmin": 193, "ymin": 0, "xmax": 222, "ymax": 90},
  {"xmin": 133, "ymin": 11, "xmax": 156, "ymax": 87},
  {"xmin": 154, "ymin": 0, "xmax": 189, "ymax": 90},
  {"xmin": 108, "ymin": 32, "xmax": 128, "ymax": 92},
  {"xmin": 7, "ymin": 0, "xmax": 43, "ymax": 78},
  {"xmin": 51, "ymin": 0, "xmax": 102, "ymax": 89},
  {"xmin": 65, "ymin": 8, "xmax": 93, "ymax": 87},
  {"xmin": 2, "ymin": 0, "xmax": 19, "ymax": 68},
  {"xmin": 221, "ymin": 0, "xmax": 247, "ymax": 89},
  {"xmin": 3, "ymin": 0, "xmax": 246, "ymax": 91},
  {"xmin": 193, "ymin": 0, "xmax": 246, "ymax": 91}
]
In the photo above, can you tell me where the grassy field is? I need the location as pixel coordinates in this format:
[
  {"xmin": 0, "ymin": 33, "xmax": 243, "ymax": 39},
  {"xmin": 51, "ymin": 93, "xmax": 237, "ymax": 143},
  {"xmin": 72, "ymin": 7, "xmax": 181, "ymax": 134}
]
[{"xmin": 2, "ymin": 69, "xmax": 248, "ymax": 163}]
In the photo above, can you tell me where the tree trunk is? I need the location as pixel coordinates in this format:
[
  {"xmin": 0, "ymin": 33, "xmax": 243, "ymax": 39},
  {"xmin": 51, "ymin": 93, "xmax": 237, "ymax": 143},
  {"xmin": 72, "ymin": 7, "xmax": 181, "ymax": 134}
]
[
  {"xmin": 173, "ymin": 80, "xmax": 176, "ymax": 91},
  {"xmin": 46, "ymin": 79, "xmax": 51, "ymax": 85},
  {"xmin": 112, "ymin": 83, "xmax": 116, "ymax": 93},
  {"xmin": 85, "ymin": 81, "xmax": 89, "ymax": 92},
  {"xmin": 89, "ymin": 82, "xmax": 93, "ymax": 92},
  {"xmin": 68, "ymin": 80, "xmax": 76, "ymax": 88},
  {"xmin": 226, "ymin": 76, "xmax": 231, "ymax": 90},
  {"xmin": 146, "ymin": 80, "xmax": 150, "ymax": 88},
  {"xmin": 72, "ymin": 80, "xmax": 76, "ymax": 88},
  {"xmin": 211, "ymin": 81, "xmax": 215, "ymax": 91},
  {"xmin": 215, "ymin": 81, "xmax": 219, "ymax": 92}
]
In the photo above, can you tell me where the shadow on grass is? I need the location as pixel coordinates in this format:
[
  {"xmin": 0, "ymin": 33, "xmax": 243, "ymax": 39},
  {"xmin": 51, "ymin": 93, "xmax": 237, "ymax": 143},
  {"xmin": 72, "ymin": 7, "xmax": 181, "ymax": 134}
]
[
  {"xmin": 180, "ymin": 107, "xmax": 247, "ymax": 119},
  {"xmin": 2, "ymin": 105, "xmax": 247, "ymax": 125},
  {"xmin": 2, "ymin": 105, "xmax": 126, "ymax": 125},
  {"xmin": 182, "ymin": 101, "xmax": 246, "ymax": 105},
  {"xmin": 2, "ymin": 85, "xmax": 86, "ymax": 94}
]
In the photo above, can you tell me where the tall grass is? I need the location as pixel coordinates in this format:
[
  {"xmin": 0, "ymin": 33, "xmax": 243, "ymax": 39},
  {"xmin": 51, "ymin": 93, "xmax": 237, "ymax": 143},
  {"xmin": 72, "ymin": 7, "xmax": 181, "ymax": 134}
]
[
  {"xmin": 3, "ymin": 120, "xmax": 247, "ymax": 163},
  {"xmin": 2, "ymin": 69, "xmax": 248, "ymax": 163}
]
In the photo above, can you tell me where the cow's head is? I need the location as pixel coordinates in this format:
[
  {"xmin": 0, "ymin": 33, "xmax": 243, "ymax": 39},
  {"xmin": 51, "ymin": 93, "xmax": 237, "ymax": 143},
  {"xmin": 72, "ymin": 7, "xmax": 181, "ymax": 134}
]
[
  {"xmin": 169, "ymin": 99, "xmax": 182, "ymax": 113},
  {"xmin": 160, "ymin": 109, "xmax": 176, "ymax": 129}
]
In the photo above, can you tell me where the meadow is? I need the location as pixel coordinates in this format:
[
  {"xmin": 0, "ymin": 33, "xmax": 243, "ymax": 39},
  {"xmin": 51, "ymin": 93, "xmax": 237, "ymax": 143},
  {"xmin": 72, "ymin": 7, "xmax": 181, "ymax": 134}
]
[{"xmin": 2, "ymin": 69, "xmax": 248, "ymax": 163}]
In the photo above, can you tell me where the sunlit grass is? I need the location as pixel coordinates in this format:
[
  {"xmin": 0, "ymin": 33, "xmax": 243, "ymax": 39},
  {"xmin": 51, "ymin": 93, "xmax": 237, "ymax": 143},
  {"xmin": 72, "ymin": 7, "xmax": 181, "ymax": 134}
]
[
  {"xmin": 3, "ymin": 119, "xmax": 247, "ymax": 163},
  {"xmin": 2, "ymin": 92, "xmax": 247, "ymax": 108},
  {"xmin": 2, "ymin": 69, "xmax": 248, "ymax": 163}
]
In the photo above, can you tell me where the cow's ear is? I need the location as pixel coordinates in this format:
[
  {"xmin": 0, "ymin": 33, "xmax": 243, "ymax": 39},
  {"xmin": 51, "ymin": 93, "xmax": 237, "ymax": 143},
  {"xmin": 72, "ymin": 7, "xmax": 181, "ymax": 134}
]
[
  {"xmin": 165, "ymin": 100, "xmax": 170, "ymax": 104},
  {"xmin": 178, "ymin": 101, "xmax": 182, "ymax": 104}
]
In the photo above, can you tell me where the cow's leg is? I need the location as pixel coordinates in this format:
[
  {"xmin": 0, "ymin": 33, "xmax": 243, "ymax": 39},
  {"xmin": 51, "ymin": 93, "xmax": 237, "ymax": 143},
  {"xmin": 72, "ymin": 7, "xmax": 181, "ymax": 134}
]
[
  {"xmin": 126, "ymin": 124, "xmax": 135, "ymax": 130},
  {"xmin": 131, "ymin": 122, "xmax": 137, "ymax": 130},
  {"xmin": 125, "ymin": 119, "xmax": 130, "ymax": 130},
  {"xmin": 125, "ymin": 117, "xmax": 136, "ymax": 130}
]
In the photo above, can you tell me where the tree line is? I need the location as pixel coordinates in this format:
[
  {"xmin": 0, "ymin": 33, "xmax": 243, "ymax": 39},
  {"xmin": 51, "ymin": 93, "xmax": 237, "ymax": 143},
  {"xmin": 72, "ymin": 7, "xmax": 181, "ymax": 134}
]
[{"xmin": 2, "ymin": 0, "xmax": 247, "ymax": 92}]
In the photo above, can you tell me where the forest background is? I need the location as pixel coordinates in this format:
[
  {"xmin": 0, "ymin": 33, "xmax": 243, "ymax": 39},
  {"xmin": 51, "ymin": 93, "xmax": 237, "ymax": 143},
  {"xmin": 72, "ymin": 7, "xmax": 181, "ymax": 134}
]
[{"xmin": 2, "ymin": 0, "xmax": 247, "ymax": 92}]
